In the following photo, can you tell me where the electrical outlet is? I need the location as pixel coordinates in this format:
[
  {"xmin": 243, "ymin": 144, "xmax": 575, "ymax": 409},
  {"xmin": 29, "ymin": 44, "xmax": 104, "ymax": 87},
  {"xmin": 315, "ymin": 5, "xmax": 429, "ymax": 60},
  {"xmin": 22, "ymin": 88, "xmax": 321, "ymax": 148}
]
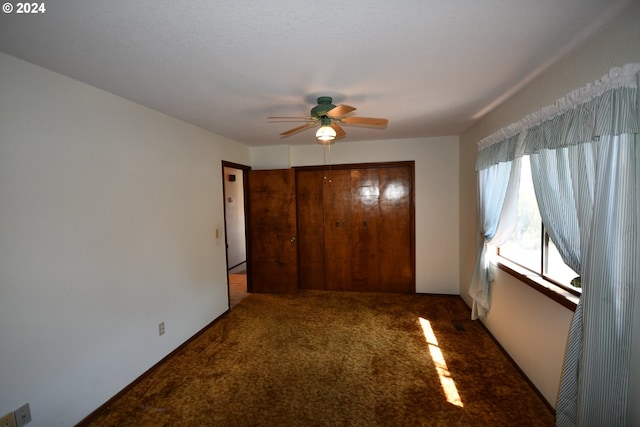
[
  {"xmin": 158, "ymin": 322, "xmax": 165, "ymax": 336},
  {"xmin": 0, "ymin": 412, "xmax": 16, "ymax": 427},
  {"xmin": 13, "ymin": 404, "xmax": 30, "ymax": 427}
]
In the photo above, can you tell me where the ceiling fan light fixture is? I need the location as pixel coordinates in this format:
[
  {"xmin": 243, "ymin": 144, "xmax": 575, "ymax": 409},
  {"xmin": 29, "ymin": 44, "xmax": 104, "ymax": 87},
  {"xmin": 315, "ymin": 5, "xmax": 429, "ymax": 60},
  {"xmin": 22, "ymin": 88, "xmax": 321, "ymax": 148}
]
[{"xmin": 315, "ymin": 124, "xmax": 336, "ymax": 142}]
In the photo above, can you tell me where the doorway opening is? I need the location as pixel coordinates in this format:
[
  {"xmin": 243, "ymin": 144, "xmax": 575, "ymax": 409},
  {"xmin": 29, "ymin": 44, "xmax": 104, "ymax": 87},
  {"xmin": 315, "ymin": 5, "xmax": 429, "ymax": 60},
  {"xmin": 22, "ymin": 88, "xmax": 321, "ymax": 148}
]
[{"xmin": 222, "ymin": 161, "xmax": 250, "ymax": 308}]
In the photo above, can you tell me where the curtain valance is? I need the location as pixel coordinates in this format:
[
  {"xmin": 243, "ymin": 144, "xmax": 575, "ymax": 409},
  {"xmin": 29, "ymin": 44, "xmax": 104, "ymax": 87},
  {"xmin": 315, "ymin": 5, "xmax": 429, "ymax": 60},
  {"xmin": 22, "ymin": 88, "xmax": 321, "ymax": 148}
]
[{"xmin": 476, "ymin": 64, "xmax": 640, "ymax": 170}]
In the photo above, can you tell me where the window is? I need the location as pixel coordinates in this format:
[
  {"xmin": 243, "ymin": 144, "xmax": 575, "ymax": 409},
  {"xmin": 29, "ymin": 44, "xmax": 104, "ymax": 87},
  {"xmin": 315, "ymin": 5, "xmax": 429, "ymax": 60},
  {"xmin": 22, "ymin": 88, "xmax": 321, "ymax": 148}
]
[{"xmin": 498, "ymin": 156, "xmax": 581, "ymax": 294}]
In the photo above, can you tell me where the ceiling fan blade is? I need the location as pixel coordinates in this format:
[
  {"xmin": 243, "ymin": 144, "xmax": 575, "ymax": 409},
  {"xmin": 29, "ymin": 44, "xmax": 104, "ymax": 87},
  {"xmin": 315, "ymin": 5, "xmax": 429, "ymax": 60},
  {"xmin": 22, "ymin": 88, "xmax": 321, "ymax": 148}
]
[
  {"xmin": 280, "ymin": 122, "xmax": 317, "ymax": 137},
  {"xmin": 331, "ymin": 122, "xmax": 346, "ymax": 139},
  {"xmin": 340, "ymin": 116, "xmax": 389, "ymax": 127},
  {"xmin": 327, "ymin": 104, "xmax": 356, "ymax": 117},
  {"xmin": 268, "ymin": 119, "xmax": 315, "ymax": 123},
  {"xmin": 268, "ymin": 116, "xmax": 315, "ymax": 122}
]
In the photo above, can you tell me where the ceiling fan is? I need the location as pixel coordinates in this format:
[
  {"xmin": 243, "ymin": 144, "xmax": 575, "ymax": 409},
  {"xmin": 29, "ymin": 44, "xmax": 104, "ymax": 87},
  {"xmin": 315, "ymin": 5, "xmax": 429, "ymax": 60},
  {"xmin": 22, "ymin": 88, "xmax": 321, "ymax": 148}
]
[{"xmin": 268, "ymin": 96, "xmax": 389, "ymax": 144}]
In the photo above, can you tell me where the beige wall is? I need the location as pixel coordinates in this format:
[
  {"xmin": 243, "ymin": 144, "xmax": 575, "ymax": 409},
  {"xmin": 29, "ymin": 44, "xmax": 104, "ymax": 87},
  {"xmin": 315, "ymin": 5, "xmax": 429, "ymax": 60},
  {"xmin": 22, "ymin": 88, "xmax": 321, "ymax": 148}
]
[
  {"xmin": 458, "ymin": 1, "xmax": 640, "ymax": 408},
  {"xmin": 0, "ymin": 53, "xmax": 250, "ymax": 426},
  {"xmin": 251, "ymin": 136, "xmax": 461, "ymax": 295}
]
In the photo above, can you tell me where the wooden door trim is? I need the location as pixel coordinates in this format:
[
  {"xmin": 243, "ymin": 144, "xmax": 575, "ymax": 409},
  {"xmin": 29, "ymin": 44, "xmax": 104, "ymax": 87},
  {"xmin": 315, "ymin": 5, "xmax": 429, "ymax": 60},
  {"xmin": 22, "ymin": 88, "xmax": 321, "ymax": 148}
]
[
  {"xmin": 222, "ymin": 161, "xmax": 251, "ymax": 294},
  {"xmin": 294, "ymin": 160, "xmax": 414, "ymax": 172}
]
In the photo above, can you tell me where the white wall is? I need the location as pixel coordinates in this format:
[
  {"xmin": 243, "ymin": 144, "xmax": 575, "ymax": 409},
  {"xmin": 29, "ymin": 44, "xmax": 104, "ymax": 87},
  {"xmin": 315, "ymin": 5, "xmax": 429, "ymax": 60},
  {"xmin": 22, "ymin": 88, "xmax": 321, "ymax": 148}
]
[
  {"xmin": 252, "ymin": 136, "xmax": 460, "ymax": 295},
  {"xmin": 223, "ymin": 166, "xmax": 246, "ymax": 268},
  {"xmin": 458, "ymin": 1, "xmax": 640, "ymax": 408},
  {"xmin": 0, "ymin": 53, "xmax": 250, "ymax": 426},
  {"xmin": 484, "ymin": 270, "xmax": 574, "ymax": 404},
  {"xmin": 250, "ymin": 145, "xmax": 291, "ymax": 170}
]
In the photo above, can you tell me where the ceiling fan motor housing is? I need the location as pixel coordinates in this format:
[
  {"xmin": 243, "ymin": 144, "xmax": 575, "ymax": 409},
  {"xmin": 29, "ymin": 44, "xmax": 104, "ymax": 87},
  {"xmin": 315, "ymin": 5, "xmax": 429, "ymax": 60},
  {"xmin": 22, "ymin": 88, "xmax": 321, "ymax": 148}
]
[{"xmin": 310, "ymin": 96, "xmax": 336, "ymax": 118}]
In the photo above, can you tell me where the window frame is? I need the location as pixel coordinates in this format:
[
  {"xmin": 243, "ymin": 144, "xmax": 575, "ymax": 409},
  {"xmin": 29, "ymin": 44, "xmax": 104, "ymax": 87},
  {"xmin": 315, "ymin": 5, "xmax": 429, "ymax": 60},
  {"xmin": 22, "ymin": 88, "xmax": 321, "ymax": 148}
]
[
  {"xmin": 541, "ymin": 231, "xmax": 581, "ymax": 296},
  {"xmin": 498, "ymin": 228, "xmax": 581, "ymax": 297},
  {"xmin": 495, "ymin": 155, "xmax": 580, "ymax": 311},
  {"xmin": 496, "ymin": 256, "xmax": 578, "ymax": 311}
]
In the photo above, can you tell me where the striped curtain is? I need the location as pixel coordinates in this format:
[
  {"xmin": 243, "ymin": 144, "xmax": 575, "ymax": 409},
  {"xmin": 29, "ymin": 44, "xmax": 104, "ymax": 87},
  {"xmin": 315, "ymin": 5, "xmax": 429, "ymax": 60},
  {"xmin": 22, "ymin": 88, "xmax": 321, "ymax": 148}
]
[
  {"xmin": 468, "ymin": 158, "xmax": 521, "ymax": 320},
  {"xmin": 476, "ymin": 64, "xmax": 640, "ymax": 426},
  {"xmin": 533, "ymin": 136, "xmax": 639, "ymax": 426},
  {"xmin": 529, "ymin": 144, "xmax": 594, "ymax": 274}
]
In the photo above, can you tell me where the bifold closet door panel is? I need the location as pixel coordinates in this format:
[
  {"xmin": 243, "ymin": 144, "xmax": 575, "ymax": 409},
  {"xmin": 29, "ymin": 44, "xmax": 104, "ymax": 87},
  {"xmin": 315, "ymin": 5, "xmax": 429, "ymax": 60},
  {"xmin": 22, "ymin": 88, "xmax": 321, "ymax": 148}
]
[
  {"xmin": 378, "ymin": 166, "xmax": 413, "ymax": 293},
  {"xmin": 350, "ymin": 168, "xmax": 381, "ymax": 291},
  {"xmin": 323, "ymin": 169, "xmax": 353, "ymax": 291},
  {"xmin": 296, "ymin": 170, "xmax": 326, "ymax": 290}
]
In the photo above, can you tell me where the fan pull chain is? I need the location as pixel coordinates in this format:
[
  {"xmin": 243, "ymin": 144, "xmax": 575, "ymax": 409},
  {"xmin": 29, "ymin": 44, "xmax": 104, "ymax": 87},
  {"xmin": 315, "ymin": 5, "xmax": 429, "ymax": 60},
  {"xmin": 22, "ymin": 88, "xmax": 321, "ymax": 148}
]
[{"xmin": 323, "ymin": 144, "xmax": 332, "ymax": 185}]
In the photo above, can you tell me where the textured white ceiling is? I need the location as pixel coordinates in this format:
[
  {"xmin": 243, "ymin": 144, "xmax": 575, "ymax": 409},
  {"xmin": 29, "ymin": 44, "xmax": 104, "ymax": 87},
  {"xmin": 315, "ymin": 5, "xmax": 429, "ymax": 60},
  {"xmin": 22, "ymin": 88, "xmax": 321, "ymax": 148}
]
[{"xmin": 0, "ymin": 0, "xmax": 631, "ymax": 146}]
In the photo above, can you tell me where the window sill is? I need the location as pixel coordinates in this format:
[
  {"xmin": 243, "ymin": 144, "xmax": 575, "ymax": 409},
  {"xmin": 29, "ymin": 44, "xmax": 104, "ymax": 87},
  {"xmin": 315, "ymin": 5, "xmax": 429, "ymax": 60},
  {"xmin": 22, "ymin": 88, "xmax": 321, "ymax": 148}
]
[{"xmin": 495, "ymin": 258, "xmax": 579, "ymax": 312}]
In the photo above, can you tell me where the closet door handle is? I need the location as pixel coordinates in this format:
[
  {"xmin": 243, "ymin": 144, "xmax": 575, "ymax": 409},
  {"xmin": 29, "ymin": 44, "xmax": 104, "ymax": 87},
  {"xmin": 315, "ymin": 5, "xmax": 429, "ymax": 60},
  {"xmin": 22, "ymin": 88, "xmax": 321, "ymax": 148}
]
[
  {"xmin": 364, "ymin": 220, "xmax": 368, "ymax": 228},
  {"xmin": 336, "ymin": 220, "xmax": 340, "ymax": 228},
  {"xmin": 290, "ymin": 236, "xmax": 296, "ymax": 243}
]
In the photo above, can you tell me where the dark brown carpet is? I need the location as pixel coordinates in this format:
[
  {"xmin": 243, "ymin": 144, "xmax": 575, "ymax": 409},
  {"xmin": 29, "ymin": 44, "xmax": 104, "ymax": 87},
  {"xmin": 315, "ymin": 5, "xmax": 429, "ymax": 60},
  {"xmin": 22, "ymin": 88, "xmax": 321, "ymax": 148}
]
[{"xmin": 85, "ymin": 291, "xmax": 554, "ymax": 426}]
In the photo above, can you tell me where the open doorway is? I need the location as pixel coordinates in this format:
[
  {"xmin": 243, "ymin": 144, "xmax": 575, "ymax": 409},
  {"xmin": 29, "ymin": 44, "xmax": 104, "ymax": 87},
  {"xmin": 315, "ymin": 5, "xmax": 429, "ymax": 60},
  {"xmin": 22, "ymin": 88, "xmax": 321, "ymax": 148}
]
[{"xmin": 222, "ymin": 161, "xmax": 250, "ymax": 308}]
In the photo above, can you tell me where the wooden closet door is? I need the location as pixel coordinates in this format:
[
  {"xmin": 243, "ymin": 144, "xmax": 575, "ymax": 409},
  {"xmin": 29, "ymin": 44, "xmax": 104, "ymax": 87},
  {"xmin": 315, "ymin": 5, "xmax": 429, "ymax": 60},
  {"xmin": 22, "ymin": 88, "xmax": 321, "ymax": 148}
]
[
  {"xmin": 323, "ymin": 170, "xmax": 352, "ymax": 291},
  {"xmin": 377, "ymin": 166, "xmax": 413, "ymax": 293},
  {"xmin": 350, "ymin": 168, "xmax": 381, "ymax": 292},
  {"xmin": 247, "ymin": 169, "xmax": 298, "ymax": 293},
  {"xmin": 296, "ymin": 170, "xmax": 326, "ymax": 290},
  {"xmin": 294, "ymin": 162, "xmax": 415, "ymax": 294}
]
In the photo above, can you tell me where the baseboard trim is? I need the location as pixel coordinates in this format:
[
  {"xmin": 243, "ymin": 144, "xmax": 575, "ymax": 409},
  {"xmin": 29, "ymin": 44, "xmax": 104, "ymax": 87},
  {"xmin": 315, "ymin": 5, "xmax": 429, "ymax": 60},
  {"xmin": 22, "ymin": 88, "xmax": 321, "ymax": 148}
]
[
  {"xmin": 75, "ymin": 310, "xmax": 230, "ymax": 426},
  {"xmin": 228, "ymin": 260, "xmax": 247, "ymax": 272}
]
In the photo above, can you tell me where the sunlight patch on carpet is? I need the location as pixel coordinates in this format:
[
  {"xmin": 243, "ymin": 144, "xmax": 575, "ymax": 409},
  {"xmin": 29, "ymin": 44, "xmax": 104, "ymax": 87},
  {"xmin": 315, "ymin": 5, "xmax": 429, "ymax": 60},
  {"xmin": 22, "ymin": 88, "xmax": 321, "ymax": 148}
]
[{"xmin": 419, "ymin": 317, "xmax": 464, "ymax": 408}]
